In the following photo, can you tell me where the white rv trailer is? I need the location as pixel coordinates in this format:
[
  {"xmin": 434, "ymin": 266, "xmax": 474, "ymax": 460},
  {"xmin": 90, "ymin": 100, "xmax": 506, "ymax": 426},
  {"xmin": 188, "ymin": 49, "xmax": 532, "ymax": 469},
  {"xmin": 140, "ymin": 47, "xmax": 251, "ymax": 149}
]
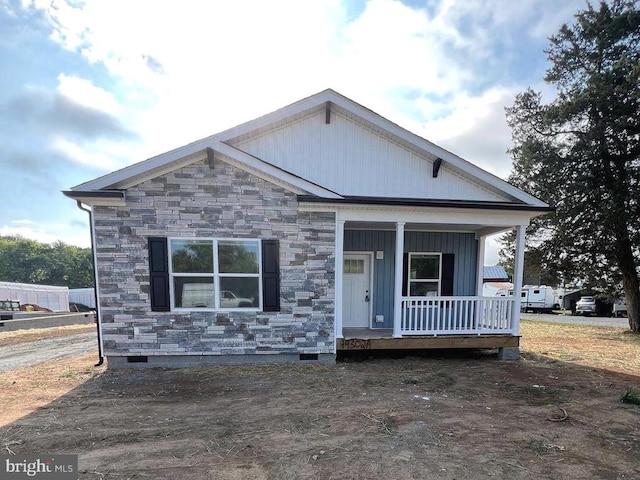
[{"xmin": 495, "ymin": 285, "xmax": 559, "ymax": 313}]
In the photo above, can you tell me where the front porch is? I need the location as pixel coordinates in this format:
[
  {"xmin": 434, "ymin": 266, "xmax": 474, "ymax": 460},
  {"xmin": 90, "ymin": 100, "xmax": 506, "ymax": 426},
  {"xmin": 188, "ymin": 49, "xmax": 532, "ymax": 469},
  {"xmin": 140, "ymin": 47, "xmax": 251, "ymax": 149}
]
[
  {"xmin": 338, "ymin": 294, "xmax": 519, "ymax": 352},
  {"xmin": 327, "ymin": 207, "xmax": 530, "ymax": 347}
]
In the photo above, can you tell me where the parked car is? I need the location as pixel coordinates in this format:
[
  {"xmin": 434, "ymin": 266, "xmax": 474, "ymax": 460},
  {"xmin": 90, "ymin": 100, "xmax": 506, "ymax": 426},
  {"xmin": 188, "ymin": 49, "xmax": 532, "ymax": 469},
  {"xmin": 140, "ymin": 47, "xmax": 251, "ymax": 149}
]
[
  {"xmin": 220, "ymin": 290, "xmax": 255, "ymax": 308},
  {"xmin": 0, "ymin": 300, "xmax": 20, "ymax": 311},
  {"xmin": 612, "ymin": 300, "xmax": 627, "ymax": 318},
  {"xmin": 575, "ymin": 296, "xmax": 597, "ymax": 316},
  {"xmin": 181, "ymin": 285, "xmax": 255, "ymax": 308}
]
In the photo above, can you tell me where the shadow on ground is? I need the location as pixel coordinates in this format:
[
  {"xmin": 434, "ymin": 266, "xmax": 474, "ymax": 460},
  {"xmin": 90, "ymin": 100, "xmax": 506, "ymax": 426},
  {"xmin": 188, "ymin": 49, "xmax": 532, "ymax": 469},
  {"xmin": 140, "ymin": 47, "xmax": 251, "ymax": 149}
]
[{"xmin": 1, "ymin": 350, "xmax": 639, "ymax": 480}]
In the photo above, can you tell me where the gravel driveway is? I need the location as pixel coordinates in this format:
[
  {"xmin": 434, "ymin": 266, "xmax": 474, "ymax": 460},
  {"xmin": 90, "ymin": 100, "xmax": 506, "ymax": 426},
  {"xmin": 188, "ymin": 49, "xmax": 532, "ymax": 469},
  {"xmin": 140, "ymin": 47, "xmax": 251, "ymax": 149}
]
[{"xmin": 0, "ymin": 332, "xmax": 96, "ymax": 372}]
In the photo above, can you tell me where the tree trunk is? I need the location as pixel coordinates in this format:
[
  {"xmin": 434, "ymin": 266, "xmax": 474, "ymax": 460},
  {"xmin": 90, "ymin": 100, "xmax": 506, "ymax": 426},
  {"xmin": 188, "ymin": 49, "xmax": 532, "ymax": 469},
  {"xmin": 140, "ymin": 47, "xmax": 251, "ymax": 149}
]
[
  {"xmin": 615, "ymin": 232, "xmax": 640, "ymax": 333},
  {"xmin": 622, "ymin": 269, "xmax": 640, "ymax": 333}
]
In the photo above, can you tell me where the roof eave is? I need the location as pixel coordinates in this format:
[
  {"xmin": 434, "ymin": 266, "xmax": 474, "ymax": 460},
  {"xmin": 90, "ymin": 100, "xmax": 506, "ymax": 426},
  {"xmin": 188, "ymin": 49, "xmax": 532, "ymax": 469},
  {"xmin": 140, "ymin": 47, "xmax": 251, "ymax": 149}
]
[
  {"xmin": 62, "ymin": 190, "xmax": 126, "ymax": 206},
  {"xmin": 297, "ymin": 195, "xmax": 554, "ymax": 213}
]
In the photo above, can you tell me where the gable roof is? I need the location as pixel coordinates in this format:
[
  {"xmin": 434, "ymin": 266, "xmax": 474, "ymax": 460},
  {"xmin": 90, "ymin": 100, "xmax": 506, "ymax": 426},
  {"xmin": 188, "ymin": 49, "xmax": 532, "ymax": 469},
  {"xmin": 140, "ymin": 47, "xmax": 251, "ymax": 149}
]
[{"xmin": 66, "ymin": 89, "xmax": 549, "ymax": 210}]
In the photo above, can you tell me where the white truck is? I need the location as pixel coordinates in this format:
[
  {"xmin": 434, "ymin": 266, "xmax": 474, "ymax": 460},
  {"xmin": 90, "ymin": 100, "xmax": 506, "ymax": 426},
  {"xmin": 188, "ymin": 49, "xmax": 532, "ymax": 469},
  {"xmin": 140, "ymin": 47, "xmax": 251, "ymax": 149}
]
[{"xmin": 495, "ymin": 285, "xmax": 559, "ymax": 313}]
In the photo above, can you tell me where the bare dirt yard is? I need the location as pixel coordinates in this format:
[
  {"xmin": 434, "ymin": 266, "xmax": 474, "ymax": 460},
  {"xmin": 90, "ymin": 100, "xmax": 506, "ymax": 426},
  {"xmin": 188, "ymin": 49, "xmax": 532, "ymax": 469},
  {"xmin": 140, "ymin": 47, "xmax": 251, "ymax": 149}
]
[{"xmin": 1, "ymin": 321, "xmax": 639, "ymax": 479}]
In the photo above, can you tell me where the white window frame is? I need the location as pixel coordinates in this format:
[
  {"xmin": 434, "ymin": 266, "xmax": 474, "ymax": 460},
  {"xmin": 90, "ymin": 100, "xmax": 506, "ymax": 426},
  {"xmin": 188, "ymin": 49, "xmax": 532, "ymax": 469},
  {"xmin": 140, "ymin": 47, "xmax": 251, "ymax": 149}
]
[
  {"xmin": 168, "ymin": 237, "xmax": 262, "ymax": 312},
  {"xmin": 407, "ymin": 252, "xmax": 442, "ymax": 297}
]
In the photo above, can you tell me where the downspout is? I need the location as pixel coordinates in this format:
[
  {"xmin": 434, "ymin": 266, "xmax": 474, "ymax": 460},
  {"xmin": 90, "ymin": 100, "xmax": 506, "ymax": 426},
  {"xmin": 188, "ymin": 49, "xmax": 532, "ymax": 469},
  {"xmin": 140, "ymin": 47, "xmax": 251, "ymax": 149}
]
[{"xmin": 76, "ymin": 201, "xmax": 104, "ymax": 366}]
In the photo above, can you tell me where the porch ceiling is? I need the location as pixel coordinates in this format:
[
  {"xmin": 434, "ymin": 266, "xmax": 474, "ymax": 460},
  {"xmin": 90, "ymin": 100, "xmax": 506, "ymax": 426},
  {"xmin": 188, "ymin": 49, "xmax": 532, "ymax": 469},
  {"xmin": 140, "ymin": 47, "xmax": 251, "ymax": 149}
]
[{"xmin": 345, "ymin": 221, "xmax": 510, "ymax": 236}]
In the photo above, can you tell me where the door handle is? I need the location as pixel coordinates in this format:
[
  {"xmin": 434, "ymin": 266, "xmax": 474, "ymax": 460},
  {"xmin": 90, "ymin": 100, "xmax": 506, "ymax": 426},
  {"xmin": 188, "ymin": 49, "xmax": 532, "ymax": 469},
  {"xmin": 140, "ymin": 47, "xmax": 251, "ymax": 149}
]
[{"xmin": 365, "ymin": 290, "xmax": 370, "ymax": 302}]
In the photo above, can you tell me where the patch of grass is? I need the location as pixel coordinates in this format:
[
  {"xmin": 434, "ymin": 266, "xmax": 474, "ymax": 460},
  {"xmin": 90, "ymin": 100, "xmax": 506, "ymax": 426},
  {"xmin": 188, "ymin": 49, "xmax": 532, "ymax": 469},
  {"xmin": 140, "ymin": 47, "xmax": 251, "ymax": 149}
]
[
  {"xmin": 58, "ymin": 368, "xmax": 80, "ymax": 379},
  {"xmin": 424, "ymin": 372, "xmax": 456, "ymax": 390},
  {"xmin": 522, "ymin": 385, "xmax": 567, "ymax": 406},
  {"xmin": 381, "ymin": 415, "xmax": 397, "ymax": 435},
  {"xmin": 362, "ymin": 378, "xmax": 387, "ymax": 387},
  {"xmin": 521, "ymin": 321, "xmax": 640, "ymax": 375},
  {"xmin": 620, "ymin": 388, "xmax": 640, "ymax": 405},
  {"xmin": 588, "ymin": 430, "xmax": 617, "ymax": 448},
  {"xmin": 526, "ymin": 438, "xmax": 550, "ymax": 455}
]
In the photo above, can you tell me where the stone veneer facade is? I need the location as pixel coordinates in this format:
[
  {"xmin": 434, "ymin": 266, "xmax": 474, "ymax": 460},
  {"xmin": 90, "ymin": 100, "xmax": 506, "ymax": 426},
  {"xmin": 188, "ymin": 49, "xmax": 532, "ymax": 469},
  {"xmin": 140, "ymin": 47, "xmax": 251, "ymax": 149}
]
[{"xmin": 93, "ymin": 158, "xmax": 336, "ymax": 365}]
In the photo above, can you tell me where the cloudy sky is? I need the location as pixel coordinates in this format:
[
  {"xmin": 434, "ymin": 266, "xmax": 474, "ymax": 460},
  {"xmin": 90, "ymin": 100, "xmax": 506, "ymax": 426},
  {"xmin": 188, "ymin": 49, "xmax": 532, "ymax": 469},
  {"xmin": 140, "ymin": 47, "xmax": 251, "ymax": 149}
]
[{"xmin": 0, "ymin": 0, "xmax": 587, "ymax": 263}]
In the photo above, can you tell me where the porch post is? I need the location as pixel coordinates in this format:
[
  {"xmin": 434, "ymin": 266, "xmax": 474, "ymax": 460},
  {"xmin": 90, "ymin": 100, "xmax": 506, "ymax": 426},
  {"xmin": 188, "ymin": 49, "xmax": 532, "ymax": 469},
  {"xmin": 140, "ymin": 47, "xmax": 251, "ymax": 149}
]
[
  {"xmin": 511, "ymin": 225, "xmax": 526, "ymax": 335},
  {"xmin": 393, "ymin": 222, "xmax": 405, "ymax": 338},
  {"xmin": 475, "ymin": 235, "xmax": 486, "ymax": 296},
  {"xmin": 335, "ymin": 219, "xmax": 345, "ymax": 339}
]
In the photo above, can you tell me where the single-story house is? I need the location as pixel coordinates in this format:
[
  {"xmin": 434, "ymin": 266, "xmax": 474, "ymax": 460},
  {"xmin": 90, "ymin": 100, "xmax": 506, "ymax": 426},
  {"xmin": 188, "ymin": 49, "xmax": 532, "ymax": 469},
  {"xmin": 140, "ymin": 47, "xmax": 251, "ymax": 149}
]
[{"xmin": 64, "ymin": 89, "xmax": 552, "ymax": 367}]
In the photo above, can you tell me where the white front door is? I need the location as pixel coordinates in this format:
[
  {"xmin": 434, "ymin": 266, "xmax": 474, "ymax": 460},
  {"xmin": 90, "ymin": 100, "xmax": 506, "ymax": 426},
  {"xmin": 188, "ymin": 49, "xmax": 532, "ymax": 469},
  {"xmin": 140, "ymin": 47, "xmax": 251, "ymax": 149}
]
[{"xmin": 342, "ymin": 253, "xmax": 371, "ymax": 328}]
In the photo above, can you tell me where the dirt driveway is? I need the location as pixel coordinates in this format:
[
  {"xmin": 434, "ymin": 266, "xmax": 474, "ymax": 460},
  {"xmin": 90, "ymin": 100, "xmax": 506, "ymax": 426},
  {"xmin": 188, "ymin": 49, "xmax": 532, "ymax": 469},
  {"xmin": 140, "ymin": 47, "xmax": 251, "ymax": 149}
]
[
  {"xmin": 0, "ymin": 330, "xmax": 95, "ymax": 372},
  {"xmin": 1, "ymin": 322, "xmax": 639, "ymax": 480}
]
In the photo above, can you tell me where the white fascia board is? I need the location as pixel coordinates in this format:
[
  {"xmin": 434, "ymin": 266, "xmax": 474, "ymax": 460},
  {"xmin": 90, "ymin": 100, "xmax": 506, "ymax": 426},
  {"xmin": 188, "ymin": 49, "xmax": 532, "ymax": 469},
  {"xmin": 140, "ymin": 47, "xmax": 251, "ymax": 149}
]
[
  {"xmin": 67, "ymin": 195, "xmax": 126, "ymax": 207},
  {"xmin": 213, "ymin": 142, "xmax": 342, "ymax": 198}
]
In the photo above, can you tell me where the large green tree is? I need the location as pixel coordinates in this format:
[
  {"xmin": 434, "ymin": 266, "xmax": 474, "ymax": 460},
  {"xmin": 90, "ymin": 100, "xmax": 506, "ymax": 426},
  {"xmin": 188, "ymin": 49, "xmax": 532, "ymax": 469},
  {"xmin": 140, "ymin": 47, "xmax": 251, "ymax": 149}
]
[
  {"xmin": 0, "ymin": 236, "xmax": 93, "ymax": 289},
  {"xmin": 505, "ymin": 0, "xmax": 640, "ymax": 332}
]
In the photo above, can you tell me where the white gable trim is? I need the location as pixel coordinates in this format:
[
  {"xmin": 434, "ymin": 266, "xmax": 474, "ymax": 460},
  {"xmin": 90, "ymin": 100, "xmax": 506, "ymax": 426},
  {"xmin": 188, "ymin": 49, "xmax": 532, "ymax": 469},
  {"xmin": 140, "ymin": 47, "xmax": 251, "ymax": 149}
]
[
  {"xmin": 77, "ymin": 143, "xmax": 342, "ymax": 199},
  {"xmin": 70, "ymin": 89, "xmax": 547, "ymax": 208},
  {"xmin": 224, "ymin": 90, "xmax": 545, "ymax": 206},
  {"xmin": 321, "ymin": 92, "xmax": 546, "ymax": 207}
]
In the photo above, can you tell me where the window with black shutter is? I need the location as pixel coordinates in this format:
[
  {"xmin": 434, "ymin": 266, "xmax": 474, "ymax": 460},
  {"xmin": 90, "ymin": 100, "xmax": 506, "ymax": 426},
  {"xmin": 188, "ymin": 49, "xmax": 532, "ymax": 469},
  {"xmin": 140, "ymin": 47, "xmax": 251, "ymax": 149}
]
[
  {"xmin": 148, "ymin": 237, "xmax": 170, "ymax": 311},
  {"xmin": 261, "ymin": 239, "xmax": 280, "ymax": 312},
  {"xmin": 147, "ymin": 237, "xmax": 280, "ymax": 312},
  {"xmin": 402, "ymin": 252, "xmax": 455, "ymax": 297}
]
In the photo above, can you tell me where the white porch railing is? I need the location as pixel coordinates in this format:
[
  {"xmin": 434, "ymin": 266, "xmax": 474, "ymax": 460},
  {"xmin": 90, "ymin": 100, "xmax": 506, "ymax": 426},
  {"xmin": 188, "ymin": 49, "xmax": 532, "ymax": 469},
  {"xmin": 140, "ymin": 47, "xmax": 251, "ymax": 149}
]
[{"xmin": 400, "ymin": 296, "xmax": 515, "ymax": 335}]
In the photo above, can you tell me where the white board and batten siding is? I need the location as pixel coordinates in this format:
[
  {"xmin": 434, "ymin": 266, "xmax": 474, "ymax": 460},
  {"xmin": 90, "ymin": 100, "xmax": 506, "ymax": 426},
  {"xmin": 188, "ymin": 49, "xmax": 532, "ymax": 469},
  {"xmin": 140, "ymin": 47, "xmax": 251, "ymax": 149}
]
[{"xmin": 232, "ymin": 108, "xmax": 511, "ymax": 202}]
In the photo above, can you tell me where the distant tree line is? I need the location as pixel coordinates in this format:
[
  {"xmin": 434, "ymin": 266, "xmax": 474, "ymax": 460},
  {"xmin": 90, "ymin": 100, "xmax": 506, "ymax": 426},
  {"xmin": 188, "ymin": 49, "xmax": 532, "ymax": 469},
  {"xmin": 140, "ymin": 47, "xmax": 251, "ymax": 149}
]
[{"xmin": 0, "ymin": 236, "xmax": 93, "ymax": 289}]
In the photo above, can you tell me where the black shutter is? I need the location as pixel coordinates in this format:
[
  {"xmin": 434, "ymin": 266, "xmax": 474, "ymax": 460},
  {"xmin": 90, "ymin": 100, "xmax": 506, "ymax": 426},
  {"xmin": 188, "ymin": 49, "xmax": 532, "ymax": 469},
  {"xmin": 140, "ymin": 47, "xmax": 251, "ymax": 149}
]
[
  {"xmin": 261, "ymin": 239, "xmax": 280, "ymax": 312},
  {"xmin": 402, "ymin": 253, "xmax": 408, "ymax": 296},
  {"xmin": 148, "ymin": 237, "xmax": 170, "ymax": 311},
  {"xmin": 441, "ymin": 253, "xmax": 455, "ymax": 296}
]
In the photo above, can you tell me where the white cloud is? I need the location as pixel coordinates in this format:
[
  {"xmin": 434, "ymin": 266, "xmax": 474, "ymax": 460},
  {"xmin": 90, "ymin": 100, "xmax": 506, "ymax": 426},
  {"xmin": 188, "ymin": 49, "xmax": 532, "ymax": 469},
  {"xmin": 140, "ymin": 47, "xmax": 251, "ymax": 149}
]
[
  {"xmin": 57, "ymin": 74, "xmax": 121, "ymax": 116},
  {"xmin": 419, "ymin": 87, "xmax": 519, "ymax": 177},
  {"xmin": 22, "ymin": 0, "xmax": 588, "ymax": 171},
  {"xmin": 50, "ymin": 137, "xmax": 120, "ymax": 171},
  {"xmin": 485, "ymin": 235, "xmax": 503, "ymax": 266},
  {"xmin": 0, "ymin": 223, "xmax": 90, "ymax": 247},
  {"xmin": 12, "ymin": 1, "xmax": 582, "ymax": 250}
]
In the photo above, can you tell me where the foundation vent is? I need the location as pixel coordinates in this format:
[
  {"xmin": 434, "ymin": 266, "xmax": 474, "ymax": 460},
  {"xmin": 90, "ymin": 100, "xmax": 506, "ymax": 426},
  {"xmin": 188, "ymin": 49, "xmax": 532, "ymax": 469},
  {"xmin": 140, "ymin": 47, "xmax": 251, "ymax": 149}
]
[
  {"xmin": 299, "ymin": 353, "xmax": 319, "ymax": 361},
  {"xmin": 127, "ymin": 356, "xmax": 149, "ymax": 363}
]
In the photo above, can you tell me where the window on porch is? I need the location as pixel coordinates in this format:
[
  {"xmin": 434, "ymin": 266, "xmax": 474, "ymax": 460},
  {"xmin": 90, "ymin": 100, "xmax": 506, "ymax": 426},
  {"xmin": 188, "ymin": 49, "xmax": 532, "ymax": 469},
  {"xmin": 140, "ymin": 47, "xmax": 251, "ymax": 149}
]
[{"xmin": 408, "ymin": 253, "xmax": 440, "ymax": 296}]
